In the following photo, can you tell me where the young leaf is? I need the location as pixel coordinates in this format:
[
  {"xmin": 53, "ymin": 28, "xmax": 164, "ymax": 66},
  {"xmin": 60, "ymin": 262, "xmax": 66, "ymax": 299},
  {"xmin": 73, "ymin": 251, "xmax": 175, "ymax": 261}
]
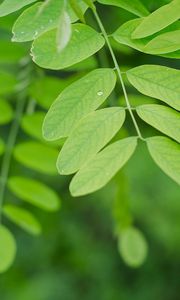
[
  {"xmin": 12, "ymin": 0, "xmax": 65, "ymax": 42},
  {"xmin": 70, "ymin": 137, "xmax": 137, "ymax": 196},
  {"xmin": 57, "ymin": 107, "xmax": 126, "ymax": 175},
  {"xmin": 97, "ymin": 0, "xmax": 149, "ymax": 17},
  {"xmin": 136, "ymin": 104, "xmax": 180, "ymax": 143},
  {"xmin": 147, "ymin": 136, "xmax": 180, "ymax": 185},
  {"xmin": 0, "ymin": 225, "xmax": 16, "ymax": 273},
  {"xmin": 126, "ymin": 65, "xmax": 180, "ymax": 111},
  {"xmin": 132, "ymin": 0, "xmax": 180, "ymax": 38},
  {"xmin": 3, "ymin": 204, "xmax": 42, "ymax": 236},
  {"xmin": 8, "ymin": 176, "xmax": 60, "ymax": 211},
  {"xmin": 14, "ymin": 141, "xmax": 58, "ymax": 175},
  {"xmin": 43, "ymin": 68, "xmax": 117, "ymax": 140},
  {"xmin": 0, "ymin": 0, "xmax": 37, "ymax": 17},
  {"xmin": 0, "ymin": 99, "xmax": 13, "ymax": 124},
  {"xmin": 144, "ymin": 30, "xmax": 180, "ymax": 54},
  {"xmin": 31, "ymin": 23, "xmax": 105, "ymax": 70},
  {"xmin": 118, "ymin": 227, "xmax": 148, "ymax": 268},
  {"xmin": 0, "ymin": 138, "xmax": 5, "ymax": 156}
]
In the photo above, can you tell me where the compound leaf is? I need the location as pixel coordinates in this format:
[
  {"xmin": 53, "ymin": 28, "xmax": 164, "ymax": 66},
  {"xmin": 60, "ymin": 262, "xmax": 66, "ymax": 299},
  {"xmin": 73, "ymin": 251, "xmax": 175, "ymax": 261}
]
[
  {"xmin": 0, "ymin": 225, "xmax": 16, "ymax": 273},
  {"xmin": 43, "ymin": 68, "xmax": 117, "ymax": 140},
  {"xmin": 57, "ymin": 107, "xmax": 126, "ymax": 175},
  {"xmin": 147, "ymin": 136, "xmax": 180, "ymax": 185},
  {"xmin": 31, "ymin": 23, "xmax": 105, "ymax": 70},
  {"xmin": 0, "ymin": 71, "xmax": 16, "ymax": 95},
  {"xmin": 137, "ymin": 104, "xmax": 180, "ymax": 143},
  {"xmin": 70, "ymin": 137, "xmax": 137, "ymax": 196},
  {"xmin": 8, "ymin": 176, "xmax": 60, "ymax": 211},
  {"xmin": 3, "ymin": 204, "xmax": 42, "ymax": 236},
  {"xmin": 127, "ymin": 65, "xmax": 180, "ymax": 110}
]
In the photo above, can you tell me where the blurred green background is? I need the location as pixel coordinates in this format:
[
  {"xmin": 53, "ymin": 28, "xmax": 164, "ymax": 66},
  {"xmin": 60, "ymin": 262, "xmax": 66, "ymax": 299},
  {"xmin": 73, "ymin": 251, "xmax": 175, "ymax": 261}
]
[{"xmin": 0, "ymin": 1, "xmax": 180, "ymax": 299}]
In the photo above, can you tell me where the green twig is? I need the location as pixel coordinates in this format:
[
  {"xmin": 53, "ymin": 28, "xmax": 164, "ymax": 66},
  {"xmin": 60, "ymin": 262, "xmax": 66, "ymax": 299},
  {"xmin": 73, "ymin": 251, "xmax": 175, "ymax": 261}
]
[{"xmin": 93, "ymin": 10, "xmax": 145, "ymax": 140}]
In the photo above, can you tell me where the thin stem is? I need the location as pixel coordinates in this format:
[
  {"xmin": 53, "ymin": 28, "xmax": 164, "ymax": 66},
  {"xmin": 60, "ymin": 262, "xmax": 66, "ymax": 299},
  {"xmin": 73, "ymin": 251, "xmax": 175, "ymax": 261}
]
[
  {"xmin": 93, "ymin": 10, "xmax": 144, "ymax": 140},
  {"xmin": 0, "ymin": 95, "xmax": 26, "ymax": 221},
  {"xmin": 0, "ymin": 62, "xmax": 32, "ymax": 222}
]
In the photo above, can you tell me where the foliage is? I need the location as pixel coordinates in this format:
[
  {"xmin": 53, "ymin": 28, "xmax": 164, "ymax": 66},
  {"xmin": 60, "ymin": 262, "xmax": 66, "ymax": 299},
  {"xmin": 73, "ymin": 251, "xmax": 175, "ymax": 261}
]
[{"xmin": 0, "ymin": 0, "xmax": 179, "ymax": 277}]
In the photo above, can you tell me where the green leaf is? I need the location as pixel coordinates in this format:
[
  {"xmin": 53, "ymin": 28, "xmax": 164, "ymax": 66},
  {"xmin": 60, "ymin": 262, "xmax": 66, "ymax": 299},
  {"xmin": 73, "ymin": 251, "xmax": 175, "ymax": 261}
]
[
  {"xmin": 136, "ymin": 104, "xmax": 180, "ymax": 143},
  {"xmin": 97, "ymin": 0, "xmax": 149, "ymax": 17},
  {"xmin": 69, "ymin": 0, "xmax": 86, "ymax": 23},
  {"xmin": 0, "ymin": 99, "xmax": 13, "ymax": 124},
  {"xmin": 14, "ymin": 141, "xmax": 58, "ymax": 175},
  {"xmin": 57, "ymin": 107, "xmax": 126, "ymax": 175},
  {"xmin": 43, "ymin": 68, "xmax": 117, "ymax": 140},
  {"xmin": 3, "ymin": 204, "xmax": 42, "ymax": 236},
  {"xmin": 113, "ymin": 18, "xmax": 180, "ymax": 58},
  {"xmin": 118, "ymin": 227, "xmax": 148, "ymax": 268},
  {"xmin": 144, "ymin": 30, "xmax": 180, "ymax": 54},
  {"xmin": 0, "ymin": 0, "xmax": 37, "ymax": 17},
  {"xmin": 0, "ymin": 40, "xmax": 27, "ymax": 63},
  {"xmin": 70, "ymin": 137, "xmax": 137, "ymax": 196},
  {"xmin": 0, "ymin": 138, "xmax": 5, "ymax": 156},
  {"xmin": 12, "ymin": 0, "xmax": 65, "ymax": 42},
  {"xmin": 29, "ymin": 75, "xmax": 75, "ymax": 109},
  {"xmin": 31, "ymin": 23, "xmax": 105, "ymax": 70},
  {"xmin": 8, "ymin": 176, "xmax": 60, "ymax": 211},
  {"xmin": 0, "ymin": 225, "xmax": 16, "ymax": 273},
  {"xmin": 126, "ymin": 65, "xmax": 180, "ymax": 111},
  {"xmin": 132, "ymin": 0, "xmax": 180, "ymax": 38},
  {"xmin": 0, "ymin": 71, "xmax": 16, "ymax": 95},
  {"xmin": 67, "ymin": 0, "xmax": 87, "ymax": 23},
  {"xmin": 147, "ymin": 136, "xmax": 180, "ymax": 185},
  {"xmin": 21, "ymin": 111, "xmax": 46, "ymax": 142}
]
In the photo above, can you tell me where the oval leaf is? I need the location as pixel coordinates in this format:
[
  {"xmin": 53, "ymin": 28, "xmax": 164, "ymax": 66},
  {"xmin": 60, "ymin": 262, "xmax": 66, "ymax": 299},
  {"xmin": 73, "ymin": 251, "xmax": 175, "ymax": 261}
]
[
  {"xmin": 137, "ymin": 104, "xmax": 180, "ymax": 143},
  {"xmin": 8, "ymin": 176, "xmax": 60, "ymax": 211},
  {"xmin": 0, "ymin": 71, "xmax": 16, "ymax": 96},
  {"xmin": 31, "ymin": 23, "xmax": 105, "ymax": 70},
  {"xmin": 144, "ymin": 30, "xmax": 180, "ymax": 54},
  {"xmin": 0, "ymin": 225, "xmax": 16, "ymax": 273},
  {"xmin": 0, "ymin": 99, "xmax": 13, "ymax": 124},
  {"xmin": 13, "ymin": 141, "xmax": 58, "ymax": 175},
  {"xmin": 147, "ymin": 136, "xmax": 180, "ymax": 185},
  {"xmin": 113, "ymin": 18, "xmax": 180, "ymax": 59},
  {"xmin": 3, "ymin": 205, "xmax": 42, "ymax": 236},
  {"xmin": 97, "ymin": 0, "xmax": 149, "ymax": 17},
  {"xmin": 0, "ymin": 0, "xmax": 37, "ymax": 17},
  {"xmin": 70, "ymin": 137, "xmax": 137, "ymax": 196},
  {"xmin": 43, "ymin": 68, "xmax": 117, "ymax": 140},
  {"xmin": 57, "ymin": 107, "xmax": 126, "ymax": 175},
  {"xmin": 127, "ymin": 65, "xmax": 180, "ymax": 111},
  {"xmin": 132, "ymin": 0, "xmax": 180, "ymax": 38},
  {"xmin": 118, "ymin": 227, "xmax": 148, "ymax": 268},
  {"xmin": 12, "ymin": 0, "xmax": 65, "ymax": 42}
]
